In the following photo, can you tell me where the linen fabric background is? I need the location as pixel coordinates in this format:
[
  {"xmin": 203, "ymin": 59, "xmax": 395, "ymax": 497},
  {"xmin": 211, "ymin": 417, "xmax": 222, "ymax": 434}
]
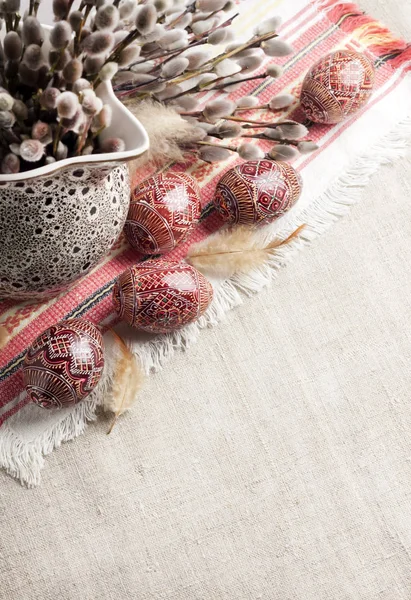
[{"xmin": 1, "ymin": 1, "xmax": 411, "ymax": 599}]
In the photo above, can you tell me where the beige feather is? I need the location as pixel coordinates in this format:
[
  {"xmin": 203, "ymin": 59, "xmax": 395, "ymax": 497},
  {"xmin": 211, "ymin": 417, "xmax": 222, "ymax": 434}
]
[
  {"xmin": 187, "ymin": 224, "xmax": 306, "ymax": 276},
  {"xmin": 0, "ymin": 325, "xmax": 9, "ymax": 350},
  {"xmin": 125, "ymin": 99, "xmax": 200, "ymax": 170},
  {"xmin": 104, "ymin": 330, "xmax": 146, "ymax": 434}
]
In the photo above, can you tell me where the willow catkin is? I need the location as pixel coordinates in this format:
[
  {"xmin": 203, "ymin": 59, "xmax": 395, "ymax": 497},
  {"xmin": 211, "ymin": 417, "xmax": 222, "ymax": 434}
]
[
  {"xmin": 56, "ymin": 91, "xmax": 79, "ymax": 119},
  {"xmin": 50, "ymin": 21, "xmax": 72, "ymax": 49},
  {"xmin": 268, "ymin": 144, "xmax": 299, "ymax": 160},
  {"xmin": 4, "ymin": 31, "xmax": 22, "ymax": 60},
  {"xmin": 269, "ymin": 94, "xmax": 295, "ymax": 109},
  {"xmin": 62, "ymin": 58, "xmax": 83, "ymax": 84},
  {"xmin": 19, "ymin": 139, "xmax": 44, "ymax": 162},
  {"xmin": 32, "ymin": 121, "xmax": 52, "ymax": 144},
  {"xmin": 95, "ymin": 4, "xmax": 120, "ymax": 31},
  {"xmin": 255, "ymin": 16, "xmax": 282, "ymax": 35},
  {"xmin": 82, "ymin": 31, "xmax": 115, "ymax": 56},
  {"xmin": 277, "ymin": 122, "xmax": 308, "ymax": 140},
  {"xmin": 100, "ymin": 137, "xmax": 126, "ymax": 153},
  {"xmin": 298, "ymin": 141, "xmax": 319, "ymax": 154},
  {"xmin": 261, "ymin": 38, "xmax": 294, "ymax": 57},
  {"xmin": 135, "ymin": 4, "xmax": 157, "ymax": 35},
  {"xmin": 238, "ymin": 143, "xmax": 264, "ymax": 160}
]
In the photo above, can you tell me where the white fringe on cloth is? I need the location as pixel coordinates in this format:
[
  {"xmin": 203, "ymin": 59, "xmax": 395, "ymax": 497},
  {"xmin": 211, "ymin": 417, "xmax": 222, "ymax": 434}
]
[{"xmin": 1, "ymin": 114, "xmax": 410, "ymax": 487}]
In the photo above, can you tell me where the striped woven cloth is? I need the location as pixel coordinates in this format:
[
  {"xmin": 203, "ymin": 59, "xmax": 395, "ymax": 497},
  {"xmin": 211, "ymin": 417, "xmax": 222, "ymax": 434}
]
[{"xmin": 1, "ymin": 0, "xmax": 410, "ymax": 485}]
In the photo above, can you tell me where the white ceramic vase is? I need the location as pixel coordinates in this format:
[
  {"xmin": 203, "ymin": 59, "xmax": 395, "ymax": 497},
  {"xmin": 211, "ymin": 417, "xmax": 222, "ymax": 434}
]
[{"xmin": 0, "ymin": 81, "xmax": 149, "ymax": 300}]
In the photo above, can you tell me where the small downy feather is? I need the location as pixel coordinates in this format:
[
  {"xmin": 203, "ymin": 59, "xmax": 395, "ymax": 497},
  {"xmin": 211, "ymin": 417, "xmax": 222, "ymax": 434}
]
[
  {"xmin": 187, "ymin": 224, "xmax": 306, "ymax": 277},
  {"xmin": 104, "ymin": 330, "xmax": 145, "ymax": 433},
  {"xmin": 125, "ymin": 99, "xmax": 201, "ymax": 174},
  {"xmin": 0, "ymin": 325, "xmax": 9, "ymax": 350}
]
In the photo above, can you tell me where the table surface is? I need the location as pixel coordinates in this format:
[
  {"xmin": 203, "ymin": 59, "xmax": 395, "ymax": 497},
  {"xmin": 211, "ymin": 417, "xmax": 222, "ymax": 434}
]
[{"xmin": 1, "ymin": 2, "xmax": 411, "ymax": 599}]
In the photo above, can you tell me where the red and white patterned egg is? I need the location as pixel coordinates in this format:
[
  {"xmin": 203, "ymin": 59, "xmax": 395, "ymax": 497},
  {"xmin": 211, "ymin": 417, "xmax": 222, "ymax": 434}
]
[
  {"xmin": 23, "ymin": 318, "xmax": 105, "ymax": 409},
  {"xmin": 213, "ymin": 160, "xmax": 302, "ymax": 225},
  {"xmin": 124, "ymin": 173, "xmax": 201, "ymax": 255},
  {"xmin": 113, "ymin": 260, "xmax": 213, "ymax": 333},
  {"xmin": 300, "ymin": 50, "xmax": 375, "ymax": 124}
]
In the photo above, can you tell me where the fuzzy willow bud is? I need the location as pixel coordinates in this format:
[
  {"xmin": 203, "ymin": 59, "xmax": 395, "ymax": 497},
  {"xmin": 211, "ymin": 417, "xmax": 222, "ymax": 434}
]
[
  {"xmin": 196, "ymin": 0, "xmax": 226, "ymax": 12},
  {"xmin": 81, "ymin": 31, "xmax": 115, "ymax": 56},
  {"xmin": 62, "ymin": 58, "xmax": 83, "ymax": 83},
  {"xmin": 238, "ymin": 143, "xmax": 264, "ymax": 160},
  {"xmin": 49, "ymin": 49, "xmax": 70, "ymax": 71},
  {"xmin": 4, "ymin": 0, "xmax": 20, "ymax": 13},
  {"xmin": 12, "ymin": 99, "xmax": 28, "ymax": 120},
  {"xmin": 32, "ymin": 121, "xmax": 53, "ymax": 145},
  {"xmin": 199, "ymin": 145, "xmax": 230, "ymax": 163},
  {"xmin": 69, "ymin": 10, "xmax": 84, "ymax": 33},
  {"xmin": 23, "ymin": 44, "xmax": 44, "ymax": 70},
  {"xmin": 95, "ymin": 4, "xmax": 120, "ymax": 30},
  {"xmin": 91, "ymin": 104, "xmax": 112, "ymax": 131},
  {"xmin": 0, "ymin": 110, "xmax": 16, "ymax": 128},
  {"xmin": 52, "ymin": 0, "xmax": 69, "ymax": 19},
  {"xmin": 277, "ymin": 121, "xmax": 308, "ymax": 140},
  {"xmin": 236, "ymin": 96, "xmax": 259, "ymax": 109},
  {"xmin": 213, "ymin": 121, "xmax": 242, "ymax": 138},
  {"xmin": 119, "ymin": 0, "xmax": 137, "ymax": 19},
  {"xmin": 160, "ymin": 56, "xmax": 189, "ymax": 79},
  {"xmin": 50, "ymin": 21, "xmax": 73, "ymax": 50},
  {"xmin": 214, "ymin": 58, "xmax": 241, "ymax": 78},
  {"xmin": 269, "ymin": 94, "xmax": 295, "ymax": 110},
  {"xmin": 255, "ymin": 16, "xmax": 282, "ymax": 35},
  {"xmin": 22, "ymin": 16, "xmax": 43, "ymax": 47},
  {"xmin": 20, "ymin": 139, "xmax": 44, "ymax": 162},
  {"xmin": 118, "ymin": 45, "xmax": 140, "ymax": 67},
  {"xmin": 81, "ymin": 89, "xmax": 103, "ymax": 116},
  {"xmin": 73, "ymin": 78, "xmax": 91, "ymax": 93},
  {"xmin": 56, "ymin": 91, "xmax": 79, "ymax": 119},
  {"xmin": 266, "ymin": 64, "xmax": 283, "ymax": 78},
  {"xmin": 4, "ymin": 31, "xmax": 22, "ymax": 60},
  {"xmin": 135, "ymin": 4, "xmax": 157, "ymax": 35},
  {"xmin": 208, "ymin": 28, "xmax": 234, "ymax": 45},
  {"xmin": 261, "ymin": 38, "xmax": 294, "ymax": 57},
  {"xmin": 40, "ymin": 87, "xmax": 61, "ymax": 110},
  {"xmin": 56, "ymin": 142, "xmax": 68, "ymax": 160},
  {"xmin": 268, "ymin": 144, "xmax": 299, "ymax": 161},
  {"xmin": 157, "ymin": 29, "xmax": 188, "ymax": 51},
  {"xmin": 0, "ymin": 92, "xmax": 14, "ymax": 111},
  {"xmin": 84, "ymin": 55, "xmax": 105, "ymax": 75},
  {"xmin": 1, "ymin": 153, "xmax": 20, "ymax": 174},
  {"xmin": 100, "ymin": 137, "xmax": 126, "ymax": 153},
  {"xmin": 61, "ymin": 108, "xmax": 84, "ymax": 132},
  {"xmin": 203, "ymin": 99, "xmax": 236, "ymax": 121},
  {"xmin": 98, "ymin": 61, "xmax": 118, "ymax": 82},
  {"xmin": 297, "ymin": 141, "xmax": 319, "ymax": 154}
]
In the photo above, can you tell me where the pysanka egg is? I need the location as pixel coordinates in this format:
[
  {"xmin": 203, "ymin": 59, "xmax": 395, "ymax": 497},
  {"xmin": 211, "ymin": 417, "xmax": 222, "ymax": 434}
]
[
  {"xmin": 113, "ymin": 260, "xmax": 213, "ymax": 333},
  {"xmin": 300, "ymin": 50, "xmax": 375, "ymax": 124},
  {"xmin": 124, "ymin": 173, "xmax": 201, "ymax": 255},
  {"xmin": 213, "ymin": 160, "xmax": 302, "ymax": 225},
  {"xmin": 23, "ymin": 318, "xmax": 105, "ymax": 409}
]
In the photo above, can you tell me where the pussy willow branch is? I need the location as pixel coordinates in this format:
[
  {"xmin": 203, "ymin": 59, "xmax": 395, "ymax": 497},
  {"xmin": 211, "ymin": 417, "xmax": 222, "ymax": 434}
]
[{"xmin": 169, "ymin": 30, "xmax": 278, "ymax": 87}]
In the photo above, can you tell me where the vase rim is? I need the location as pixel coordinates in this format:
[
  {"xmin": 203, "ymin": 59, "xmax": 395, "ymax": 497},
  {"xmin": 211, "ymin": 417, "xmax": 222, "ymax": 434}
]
[{"xmin": 0, "ymin": 80, "xmax": 150, "ymax": 183}]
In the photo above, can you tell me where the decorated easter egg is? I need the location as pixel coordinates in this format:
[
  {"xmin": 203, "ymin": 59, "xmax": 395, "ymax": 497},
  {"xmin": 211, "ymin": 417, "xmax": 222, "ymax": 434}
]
[
  {"xmin": 113, "ymin": 260, "xmax": 213, "ymax": 333},
  {"xmin": 23, "ymin": 318, "xmax": 105, "ymax": 409},
  {"xmin": 213, "ymin": 160, "xmax": 302, "ymax": 225},
  {"xmin": 124, "ymin": 172, "xmax": 201, "ymax": 255},
  {"xmin": 300, "ymin": 50, "xmax": 375, "ymax": 124}
]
